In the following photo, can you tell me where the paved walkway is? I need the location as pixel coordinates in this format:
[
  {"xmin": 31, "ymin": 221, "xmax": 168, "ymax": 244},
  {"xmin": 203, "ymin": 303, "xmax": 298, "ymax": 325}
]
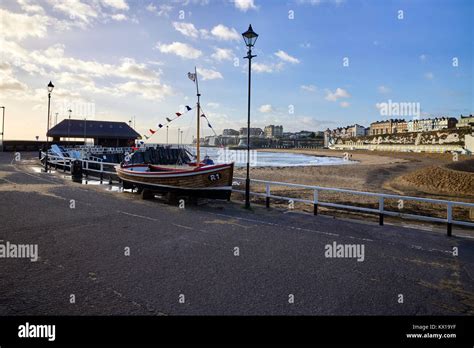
[{"xmin": 0, "ymin": 152, "xmax": 473, "ymax": 315}]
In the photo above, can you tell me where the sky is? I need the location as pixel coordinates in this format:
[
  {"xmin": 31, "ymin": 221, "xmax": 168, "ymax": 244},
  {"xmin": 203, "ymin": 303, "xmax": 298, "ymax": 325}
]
[{"xmin": 0, "ymin": 0, "xmax": 473, "ymax": 143}]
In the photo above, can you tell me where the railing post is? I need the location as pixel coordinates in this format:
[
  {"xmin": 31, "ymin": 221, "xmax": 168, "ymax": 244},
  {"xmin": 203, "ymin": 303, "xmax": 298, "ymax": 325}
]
[
  {"xmin": 100, "ymin": 163, "xmax": 104, "ymax": 184},
  {"xmin": 313, "ymin": 189, "xmax": 318, "ymax": 216},
  {"xmin": 447, "ymin": 203, "xmax": 452, "ymax": 237},
  {"xmin": 265, "ymin": 184, "xmax": 270, "ymax": 208},
  {"xmin": 378, "ymin": 196, "xmax": 384, "ymax": 226}
]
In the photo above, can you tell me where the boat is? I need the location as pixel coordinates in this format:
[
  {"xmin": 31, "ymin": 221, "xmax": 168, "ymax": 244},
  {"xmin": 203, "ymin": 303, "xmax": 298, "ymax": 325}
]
[
  {"xmin": 115, "ymin": 67, "xmax": 234, "ymax": 200},
  {"xmin": 116, "ymin": 162, "xmax": 234, "ymax": 199}
]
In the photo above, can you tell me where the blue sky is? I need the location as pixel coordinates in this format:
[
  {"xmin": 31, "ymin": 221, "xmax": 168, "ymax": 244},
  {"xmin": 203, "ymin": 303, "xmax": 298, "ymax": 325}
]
[{"xmin": 1, "ymin": 0, "xmax": 472, "ymax": 142}]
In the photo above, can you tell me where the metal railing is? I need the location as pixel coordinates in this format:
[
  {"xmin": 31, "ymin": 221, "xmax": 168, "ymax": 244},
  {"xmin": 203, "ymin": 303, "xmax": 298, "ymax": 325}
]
[
  {"xmin": 41, "ymin": 153, "xmax": 119, "ymax": 183},
  {"xmin": 233, "ymin": 177, "xmax": 474, "ymax": 236},
  {"xmin": 40, "ymin": 153, "xmax": 474, "ymax": 236}
]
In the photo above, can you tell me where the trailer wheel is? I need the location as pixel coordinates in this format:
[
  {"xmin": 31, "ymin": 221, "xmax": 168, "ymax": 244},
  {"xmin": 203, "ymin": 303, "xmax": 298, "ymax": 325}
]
[
  {"xmin": 141, "ymin": 189, "xmax": 154, "ymax": 200},
  {"xmin": 123, "ymin": 181, "xmax": 133, "ymax": 190}
]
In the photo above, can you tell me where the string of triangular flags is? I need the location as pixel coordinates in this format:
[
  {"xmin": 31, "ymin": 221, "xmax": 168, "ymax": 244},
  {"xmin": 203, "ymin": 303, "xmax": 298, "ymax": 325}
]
[
  {"xmin": 140, "ymin": 105, "xmax": 217, "ymax": 142},
  {"xmin": 141, "ymin": 105, "xmax": 194, "ymax": 140},
  {"xmin": 140, "ymin": 71, "xmax": 217, "ymax": 143}
]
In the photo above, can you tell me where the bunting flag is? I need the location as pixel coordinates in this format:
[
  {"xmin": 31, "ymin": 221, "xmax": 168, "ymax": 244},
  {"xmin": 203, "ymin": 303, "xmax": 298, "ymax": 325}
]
[
  {"xmin": 187, "ymin": 72, "xmax": 196, "ymax": 82},
  {"xmin": 141, "ymin": 99, "xmax": 199, "ymax": 141},
  {"xmin": 144, "ymin": 135, "xmax": 150, "ymax": 140}
]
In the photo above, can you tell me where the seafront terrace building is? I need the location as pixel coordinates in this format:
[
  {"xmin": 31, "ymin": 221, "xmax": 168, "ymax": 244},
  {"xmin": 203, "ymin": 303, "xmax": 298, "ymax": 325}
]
[
  {"xmin": 457, "ymin": 115, "xmax": 474, "ymax": 129},
  {"xmin": 222, "ymin": 129, "xmax": 239, "ymax": 136},
  {"xmin": 369, "ymin": 119, "xmax": 407, "ymax": 135},
  {"xmin": 407, "ymin": 117, "xmax": 458, "ymax": 132},
  {"xmin": 239, "ymin": 127, "xmax": 264, "ymax": 136},
  {"xmin": 264, "ymin": 125, "xmax": 283, "ymax": 138}
]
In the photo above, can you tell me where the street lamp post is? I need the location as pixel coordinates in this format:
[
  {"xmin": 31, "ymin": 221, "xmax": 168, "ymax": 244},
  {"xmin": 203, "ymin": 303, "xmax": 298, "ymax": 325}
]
[
  {"xmin": 45, "ymin": 81, "xmax": 54, "ymax": 172},
  {"xmin": 67, "ymin": 109, "xmax": 72, "ymax": 147},
  {"xmin": 166, "ymin": 125, "xmax": 169, "ymax": 145},
  {"xmin": 0, "ymin": 106, "xmax": 5, "ymax": 152},
  {"xmin": 242, "ymin": 24, "xmax": 258, "ymax": 209},
  {"xmin": 178, "ymin": 128, "xmax": 181, "ymax": 148}
]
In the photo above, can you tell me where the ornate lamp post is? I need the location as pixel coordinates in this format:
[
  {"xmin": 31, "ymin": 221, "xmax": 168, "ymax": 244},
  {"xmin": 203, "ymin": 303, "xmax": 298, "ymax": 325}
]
[
  {"xmin": 0, "ymin": 106, "xmax": 5, "ymax": 152},
  {"xmin": 45, "ymin": 81, "xmax": 54, "ymax": 171},
  {"xmin": 242, "ymin": 24, "xmax": 258, "ymax": 209}
]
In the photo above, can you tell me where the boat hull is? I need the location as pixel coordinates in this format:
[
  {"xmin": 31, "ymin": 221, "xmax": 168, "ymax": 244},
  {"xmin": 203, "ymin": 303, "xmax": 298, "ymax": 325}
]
[{"xmin": 115, "ymin": 163, "xmax": 234, "ymax": 200}]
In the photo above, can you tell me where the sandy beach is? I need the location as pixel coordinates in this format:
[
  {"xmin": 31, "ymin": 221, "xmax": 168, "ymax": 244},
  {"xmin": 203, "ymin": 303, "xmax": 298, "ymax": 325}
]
[{"xmin": 233, "ymin": 148, "xmax": 474, "ymax": 225}]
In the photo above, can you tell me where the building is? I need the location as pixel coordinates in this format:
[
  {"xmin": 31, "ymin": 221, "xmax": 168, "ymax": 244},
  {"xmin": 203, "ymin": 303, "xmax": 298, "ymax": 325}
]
[
  {"xmin": 408, "ymin": 117, "xmax": 458, "ymax": 132},
  {"xmin": 325, "ymin": 124, "xmax": 367, "ymax": 140},
  {"xmin": 239, "ymin": 127, "xmax": 264, "ymax": 136},
  {"xmin": 347, "ymin": 124, "xmax": 366, "ymax": 137},
  {"xmin": 264, "ymin": 125, "xmax": 283, "ymax": 138},
  {"xmin": 457, "ymin": 114, "xmax": 474, "ymax": 128},
  {"xmin": 222, "ymin": 128, "xmax": 239, "ymax": 136},
  {"xmin": 369, "ymin": 119, "xmax": 407, "ymax": 135},
  {"xmin": 47, "ymin": 119, "xmax": 140, "ymax": 147}
]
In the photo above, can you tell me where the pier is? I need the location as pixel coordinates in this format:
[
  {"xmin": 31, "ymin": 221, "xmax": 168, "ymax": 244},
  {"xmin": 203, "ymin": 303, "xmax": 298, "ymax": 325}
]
[{"xmin": 1, "ymin": 152, "xmax": 473, "ymax": 315}]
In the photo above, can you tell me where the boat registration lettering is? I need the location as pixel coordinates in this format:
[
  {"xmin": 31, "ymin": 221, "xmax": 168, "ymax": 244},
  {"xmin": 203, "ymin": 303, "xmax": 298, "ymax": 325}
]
[{"xmin": 208, "ymin": 173, "xmax": 221, "ymax": 182}]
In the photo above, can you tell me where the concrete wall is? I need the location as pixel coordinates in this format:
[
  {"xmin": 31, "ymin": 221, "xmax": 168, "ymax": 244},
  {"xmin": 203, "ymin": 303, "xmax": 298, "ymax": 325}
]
[
  {"xmin": 465, "ymin": 134, "xmax": 474, "ymax": 153},
  {"xmin": 332, "ymin": 143, "xmax": 465, "ymax": 153}
]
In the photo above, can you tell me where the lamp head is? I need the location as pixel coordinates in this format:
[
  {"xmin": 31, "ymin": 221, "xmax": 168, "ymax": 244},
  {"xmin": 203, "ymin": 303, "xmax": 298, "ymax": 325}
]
[{"xmin": 242, "ymin": 24, "xmax": 258, "ymax": 47}]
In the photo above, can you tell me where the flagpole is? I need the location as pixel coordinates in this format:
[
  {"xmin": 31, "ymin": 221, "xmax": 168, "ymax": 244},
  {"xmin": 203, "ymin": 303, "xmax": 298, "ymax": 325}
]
[{"xmin": 195, "ymin": 66, "xmax": 200, "ymax": 165}]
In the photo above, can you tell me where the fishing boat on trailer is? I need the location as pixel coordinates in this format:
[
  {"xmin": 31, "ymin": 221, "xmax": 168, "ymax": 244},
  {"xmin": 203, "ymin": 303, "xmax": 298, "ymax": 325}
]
[
  {"xmin": 115, "ymin": 67, "xmax": 234, "ymax": 200},
  {"xmin": 116, "ymin": 162, "xmax": 234, "ymax": 199}
]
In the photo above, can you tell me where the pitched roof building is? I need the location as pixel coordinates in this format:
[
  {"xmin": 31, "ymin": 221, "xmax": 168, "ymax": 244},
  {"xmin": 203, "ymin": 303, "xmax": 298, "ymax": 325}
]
[{"xmin": 47, "ymin": 119, "xmax": 140, "ymax": 147}]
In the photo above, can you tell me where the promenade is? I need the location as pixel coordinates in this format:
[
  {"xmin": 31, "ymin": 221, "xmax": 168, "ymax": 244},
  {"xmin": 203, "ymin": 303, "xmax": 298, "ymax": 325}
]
[{"xmin": 0, "ymin": 152, "xmax": 473, "ymax": 315}]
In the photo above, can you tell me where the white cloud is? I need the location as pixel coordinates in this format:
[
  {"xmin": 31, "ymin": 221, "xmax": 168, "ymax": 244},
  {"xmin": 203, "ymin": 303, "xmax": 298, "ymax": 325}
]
[
  {"xmin": 259, "ymin": 104, "xmax": 274, "ymax": 113},
  {"xmin": 207, "ymin": 102, "xmax": 220, "ymax": 108},
  {"xmin": 100, "ymin": 0, "xmax": 129, "ymax": 10},
  {"xmin": 378, "ymin": 85, "xmax": 390, "ymax": 94},
  {"xmin": 251, "ymin": 62, "xmax": 273, "ymax": 73},
  {"xmin": 0, "ymin": 8, "xmax": 48, "ymax": 40},
  {"xmin": 17, "ymin": 0, "xmax": 45, "ymax": 14},
  {"xmin": 173, "ymin": 22, "xmax": 199, "ymax": 38},
  {"xmin": 234, "ymin": 0, "xmax": 257, "ymax": 11},
  {"xmin": 251, "ymin": 62, "xmax": 283, "ymax": 73},
  {"xmin": 157, "ymin": 42, "xmax": 202, "ymax": 59},
  {"xmin": 50, "ymin": 0, "xmax": 98, "ymax": 26},
  {"xmin": 325, "ymin": 88, "xmax": 350, "ymax": 101},
  {"xmin": 111, "ymin": 13, "xmax": 127, "ymax": 21},
  {"xmin": 197, "ymin": 67, "xmax": 223, "ymax": 80},
  {"xmin": 340, "ymin": 101, "xmax": 350, "ymax": 108},
  {"xmin": 115, "ymin": 81, "xmax": 173, "ymax": 100},
  {"xmin": 301, "ymin": 84, "xmax": 317, "ymax": 92},
  {"xmin": 297, "ymin": 0, "xmax": 344, "ymax": 5},
  {"xmin": 211, "ymin": 24, "xmax": 240, "ymax": 41},
  {"xmin": 211, "ymin": 47, "xmax": 233, "ymax": 61},
  {"xmin": 0, "ymin": 63, "xmax": 28, "ymax": 94},
  {"xmin": 275, "ymin": 50, "xmax": 300, "ymax": 64},
  {"xmin": 147, "ymin": 3, "xmax": 173, "ymax": 16},
  {"xmin": 419, "ymin": 54, "xmax": 427, "ymax": 62}
]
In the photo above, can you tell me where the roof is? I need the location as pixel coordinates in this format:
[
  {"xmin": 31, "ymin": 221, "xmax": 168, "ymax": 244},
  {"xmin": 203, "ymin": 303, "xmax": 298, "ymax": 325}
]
[{"xmin": 47, "ymin": 119, "xmax": 140, "ymax": 139}]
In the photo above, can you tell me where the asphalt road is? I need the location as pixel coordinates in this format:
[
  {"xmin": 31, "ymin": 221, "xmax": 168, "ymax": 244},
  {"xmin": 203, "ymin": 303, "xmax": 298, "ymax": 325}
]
[{"xmin": 0, "ymin": 152, "xmax": 473, "ymax": 315}]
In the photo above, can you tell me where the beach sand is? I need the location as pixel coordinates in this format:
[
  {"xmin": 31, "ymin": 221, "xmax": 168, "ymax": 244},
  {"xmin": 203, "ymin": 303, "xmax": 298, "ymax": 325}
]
[{"xmin": 233, "ymin": 149, "xmax": 474, "ymax": 224}]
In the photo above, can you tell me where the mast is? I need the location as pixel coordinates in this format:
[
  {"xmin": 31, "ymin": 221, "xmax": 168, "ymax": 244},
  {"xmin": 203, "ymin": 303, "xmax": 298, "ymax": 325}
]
[{"xmin": 195, "ymin": 66, "xmax": 201, "ymax": 165}]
